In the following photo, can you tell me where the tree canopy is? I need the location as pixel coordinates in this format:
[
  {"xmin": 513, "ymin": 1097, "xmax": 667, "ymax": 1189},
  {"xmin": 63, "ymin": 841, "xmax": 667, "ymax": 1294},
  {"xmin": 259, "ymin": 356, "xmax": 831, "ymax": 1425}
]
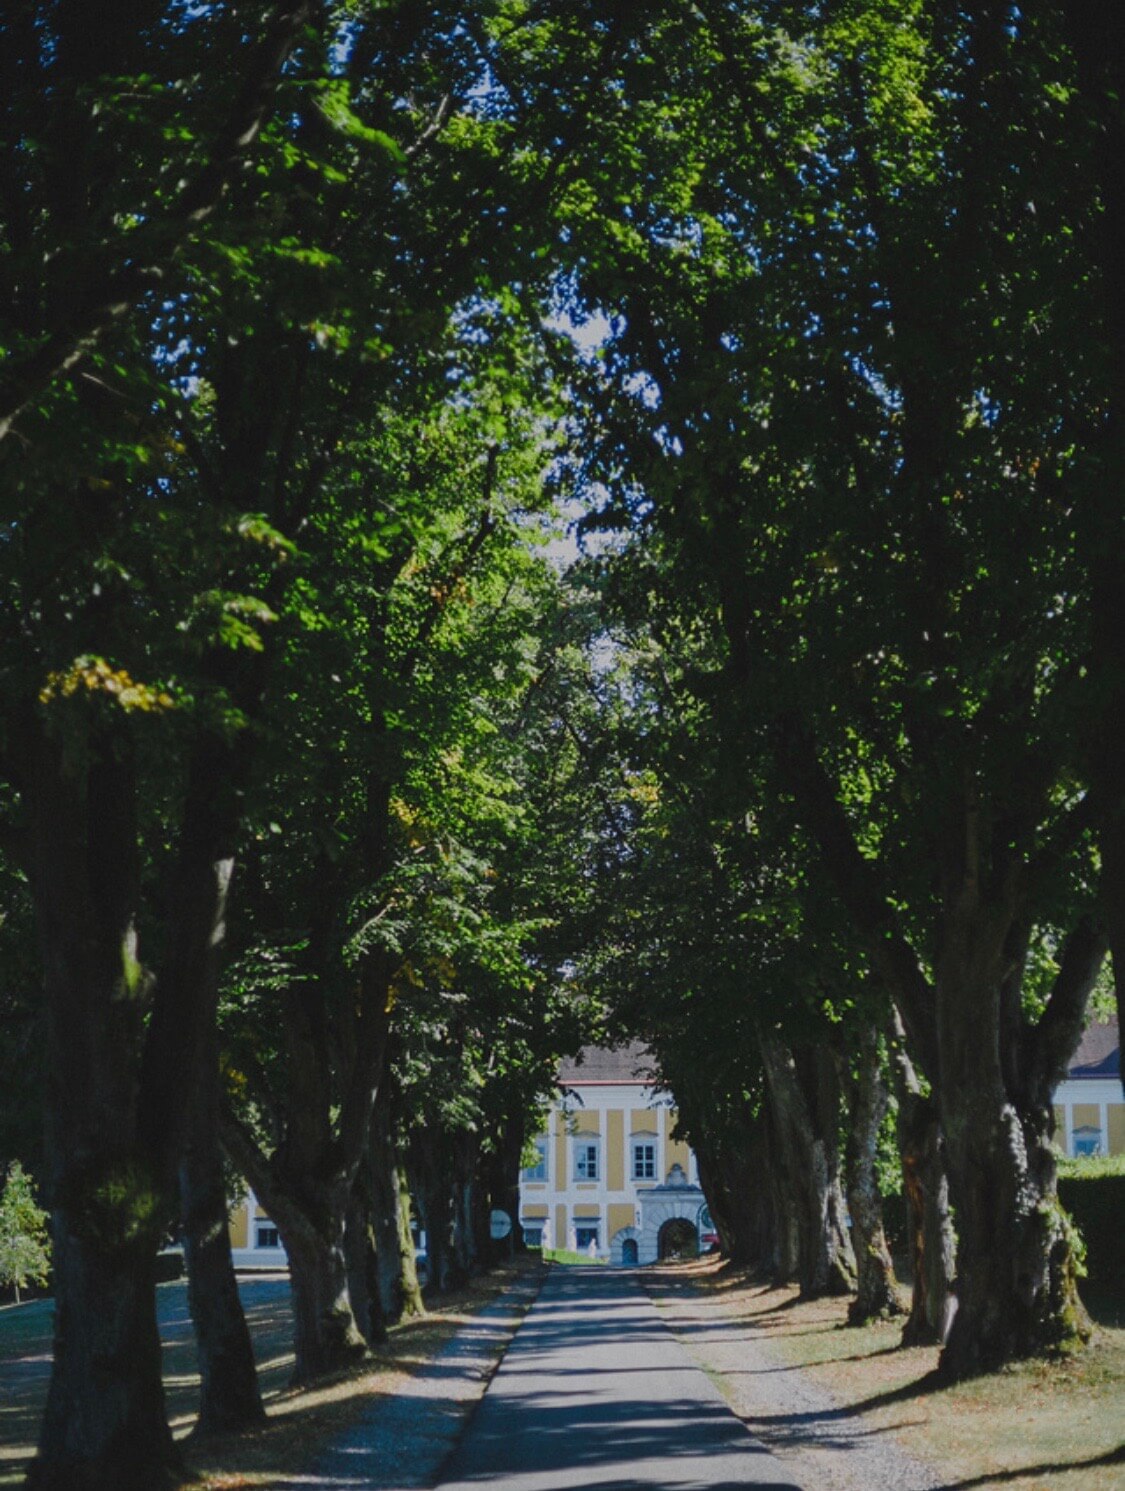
[{"xmin": 0, "ymin": 2, "xmax": 1120, "ymax": 1484}]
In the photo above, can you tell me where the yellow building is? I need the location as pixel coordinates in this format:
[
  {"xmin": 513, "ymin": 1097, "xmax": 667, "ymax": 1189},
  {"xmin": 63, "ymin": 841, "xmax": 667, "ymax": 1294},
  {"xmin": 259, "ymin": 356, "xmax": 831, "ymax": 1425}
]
[
  {"xmin": 519, "ymin": 1042, "xmax": 713, "ymax": 1264},
  {"xmin": 227, "ymin": 1193, "xmax": 286, "ymax": 1269},
  {"xmin": 1053, "ymin": 1017, "xmax": 1123, "ymax": 1158}
]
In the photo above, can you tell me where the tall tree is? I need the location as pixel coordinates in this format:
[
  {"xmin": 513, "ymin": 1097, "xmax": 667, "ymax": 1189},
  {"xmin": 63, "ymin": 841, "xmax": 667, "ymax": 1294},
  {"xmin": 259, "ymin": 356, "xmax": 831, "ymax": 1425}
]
[{"xmin": 527, "ymin": 0, "xmax": 1111, "ymax": 1376}]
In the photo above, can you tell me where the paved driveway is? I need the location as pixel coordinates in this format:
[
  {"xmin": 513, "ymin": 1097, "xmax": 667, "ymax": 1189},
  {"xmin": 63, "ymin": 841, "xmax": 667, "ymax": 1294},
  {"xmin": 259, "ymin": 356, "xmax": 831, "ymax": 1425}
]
[{"xmin": 435, "ymin": 1266, "xmax": 802, "ymax": 1490}]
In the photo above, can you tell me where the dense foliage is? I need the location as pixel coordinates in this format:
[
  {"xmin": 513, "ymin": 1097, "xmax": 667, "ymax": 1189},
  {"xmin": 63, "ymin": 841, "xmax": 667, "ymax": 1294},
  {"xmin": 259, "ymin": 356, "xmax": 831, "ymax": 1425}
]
[{"xmin": 0, "ymin": 2, "xmax": 1120, "ymax": 1485}]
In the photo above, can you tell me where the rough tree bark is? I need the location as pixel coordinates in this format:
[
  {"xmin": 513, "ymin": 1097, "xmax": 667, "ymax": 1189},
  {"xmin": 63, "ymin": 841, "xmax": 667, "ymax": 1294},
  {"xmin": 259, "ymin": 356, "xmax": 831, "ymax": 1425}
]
[
  {"xmin": 344, "ymin": 1188, "xmax": 387, "ymax": 1348},
  {"xmin": 180, "ymin": 1033, "xmax": 265, "ymax": 1434},
  {"xmin": 20, "ymin": 717, "xmax": 248, "ymax": 1489},
  {"xmin": 366, "ymin": 1084, "xmax": 426, "ymax": 1322},
  {"xmin": 220, "ymin": 1001, "xmax": 381, "ymax": 1383},
  {"xmin": 763, "ymin": 1102, "xmax": 800, "ymax": 1285},
  {"xmin": 837, "ymin": 1025, "xmax": 904, "ymax": 1325},
  {"xmin": 774, "ymin": 717, "xmax": 1104, "ymax": 1376},
  {"xmin": 693, "ymin": 1102, "xmax": 775, "ymax": 1269},
  {"xmin": 393, "ymin": 1161, "xmax": 426, "ymax": 1315},
  {"xmin": 219, "ymin": 752, "xmax": 397, "ymax": 1380},
  {"xmin": 450, "ymin": 1131, "xmax": 481, "ymax": 1281},
  {"xmin": 482, "ymin": 1116, "xmax": 525, "ymax": 1265},
  {"xmin": 937, "ymin": 917, "xmax": 1101, "ymax": 1376},
  {"xmin": 410, "ymin": 1123, "xmax": 460, "ymax": 1294},
  {"xmin": 761, "ymin": 1038, "xmax": 856, "ymax": 1299},
  {"xmin": 888, "ymin": 1013, "xmax": 955, "ymax": 1345}
]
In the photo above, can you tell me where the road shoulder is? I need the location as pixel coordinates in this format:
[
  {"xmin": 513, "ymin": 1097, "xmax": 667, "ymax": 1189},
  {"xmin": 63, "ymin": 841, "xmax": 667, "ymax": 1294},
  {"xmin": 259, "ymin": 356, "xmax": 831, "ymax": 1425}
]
[{"xmin": 645, "ymin": 1263, "xmax": 943, "ymax": 1491}]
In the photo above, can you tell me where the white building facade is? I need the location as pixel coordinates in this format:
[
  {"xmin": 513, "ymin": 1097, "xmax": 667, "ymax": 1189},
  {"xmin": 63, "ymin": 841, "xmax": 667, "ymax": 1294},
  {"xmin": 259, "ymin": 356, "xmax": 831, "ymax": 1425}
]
[
  {"xmin": 1052, "ymin": 1016, "xmax": 1122, "ymax": 1158},
  {"xmin": 518, "ymin": 1042, "xmax": 714, "ymax": 1265}
]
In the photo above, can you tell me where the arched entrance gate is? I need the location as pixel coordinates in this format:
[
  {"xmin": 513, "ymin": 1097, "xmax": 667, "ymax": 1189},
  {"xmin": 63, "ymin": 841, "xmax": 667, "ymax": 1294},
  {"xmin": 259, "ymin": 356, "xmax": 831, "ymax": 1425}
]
[
  {"xmin": 634, "ymin": 1162, "xmax": 707, "ymax": 1264},
  {"xmin": 657, "ymin": 1216, "xmax": 698, "ymax": 1260}
]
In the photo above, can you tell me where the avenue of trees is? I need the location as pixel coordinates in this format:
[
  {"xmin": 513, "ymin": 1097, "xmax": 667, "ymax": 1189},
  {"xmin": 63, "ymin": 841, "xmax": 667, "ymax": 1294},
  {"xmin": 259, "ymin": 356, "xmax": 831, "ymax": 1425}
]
[{"xmin": 0, "ymin": 3, "xmax": 1121, "ymax": 1487}]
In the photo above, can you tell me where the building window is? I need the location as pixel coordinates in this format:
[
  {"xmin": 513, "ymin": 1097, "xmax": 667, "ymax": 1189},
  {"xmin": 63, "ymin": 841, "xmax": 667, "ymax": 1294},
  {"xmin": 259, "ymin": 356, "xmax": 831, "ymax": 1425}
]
[
  {"xmin": 522, "ymin": 1136, "xmax": 549, "ymax": 1182},
  {"xmin": 632, "ymin": 1141, "xmax": 656, "ymax": 1180},
  {"xmin": 575, "ymin": 1225, "xmax": 599, "ymax": 1250},
  {"xmin": 1072, "ymin": 1125, "xmax": 1103, "ymax": 1157},
  {"xmin": 522, "ymin": 1225, "xmax": 543, "ymax": 1249},
  {"xmin": 574, "ymin": 1140, "xmax": 600, "ymax": 1181},
  {"xmin": 256, "ymin": 1225, "xmax": 280, "ymax": 1249}
]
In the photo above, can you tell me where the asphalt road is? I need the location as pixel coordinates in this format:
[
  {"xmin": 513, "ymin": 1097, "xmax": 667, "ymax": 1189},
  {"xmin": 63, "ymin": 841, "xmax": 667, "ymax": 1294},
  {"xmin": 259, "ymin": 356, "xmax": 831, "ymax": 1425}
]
[{"xmin": 435, "ymin": 1266, "xmax": 803, "ymax": 1491}]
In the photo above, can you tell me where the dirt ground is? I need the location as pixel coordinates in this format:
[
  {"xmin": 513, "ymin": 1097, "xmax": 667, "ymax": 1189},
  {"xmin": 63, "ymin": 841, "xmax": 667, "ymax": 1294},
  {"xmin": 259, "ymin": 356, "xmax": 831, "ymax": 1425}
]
[
  {"xmin": 647, "ymin": 1258, "xmax": 1125, "ymax": 1491},
  {"xmin": 0, "ymin": 1261, "xmax": 542, "ymax": 1490}
]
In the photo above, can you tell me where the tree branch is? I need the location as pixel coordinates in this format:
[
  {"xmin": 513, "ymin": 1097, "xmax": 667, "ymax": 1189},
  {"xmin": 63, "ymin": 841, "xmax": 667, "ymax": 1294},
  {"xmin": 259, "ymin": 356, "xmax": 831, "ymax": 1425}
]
[
  {"xmin": 0, "ymin": 1, "xmax": 316, "ymax": 442},
  {"xmin": 1024, "ymin": 914, "xmax": 1107, "ymax": 1107},
  {"xmin": 772, "ymin": 711, "xmax": 940, "ymax": 1080}
]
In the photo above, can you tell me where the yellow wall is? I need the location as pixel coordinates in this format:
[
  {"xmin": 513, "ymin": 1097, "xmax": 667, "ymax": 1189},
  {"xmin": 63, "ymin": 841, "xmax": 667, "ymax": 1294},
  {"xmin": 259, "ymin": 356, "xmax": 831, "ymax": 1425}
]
[
  {"xmin": 574, "ymin": 1203, "xmax": 600, "ymax": 1219},
  {"xmin": 229, "ymin": 1205, "xmax": 248, "ymax": 1250},
  {"xmin": 522, "ymin": 1202, "xmax": 548, "ymax": 1219},
  {"xmin": 607, "ymin": 1109, "xmax": 624, "ymax": 1191},
  {"xmin": 664, "ymin": 1107, "xmax": 690, "ymax": 1174},
  {"xmin": 1073, "ymin": 1103, "xmax": 1100, "ymax": 1131},
  {"xmin": 1108, "ymin": 1104, "xmax": 1125, "ymax": 1155},
  {"xmin": 555, "ymin": 1204, "xmax": 566, "ymax": 1244},
  {"xmin": 607, "ymin": 1202, "xmax": 635, "ymax": 1240},
  {"xmin": 630, "ymin": 1110, "xmax": 658, "ymax": 1135}
]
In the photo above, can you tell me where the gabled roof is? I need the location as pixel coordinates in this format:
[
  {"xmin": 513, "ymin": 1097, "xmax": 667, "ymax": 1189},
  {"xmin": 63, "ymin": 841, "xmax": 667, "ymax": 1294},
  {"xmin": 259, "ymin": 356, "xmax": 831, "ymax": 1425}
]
[
  {"xmin": 558, "ymin": 1041, "xmax": 658, "ymax": 1086},
  {"xmin": 1067, "ymin": 1016, "xmax": 1119, "ymax": 1080}
]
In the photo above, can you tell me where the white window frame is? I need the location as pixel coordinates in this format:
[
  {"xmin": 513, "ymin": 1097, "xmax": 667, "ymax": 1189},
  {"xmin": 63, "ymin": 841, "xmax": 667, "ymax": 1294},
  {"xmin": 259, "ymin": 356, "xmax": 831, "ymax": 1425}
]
[
  {"xmin": 575, "ymin": 1224, "xmax": 600, "ymax": 1250},
  {"xmin": 632, "ymin": 1140, "xmax": 657, "ymax": 1180},
  {"xmin": 522, "ymin": 1135, "xmax": 549, "ymax": 1182},
  {"xmin": 573, "ymin": 1138, "xmax": 600, "ymax": 1182},
  {"xmin": 255, "ymin": 1224, "xmax": 280, "ymax": 1249},
  {"xmin": 1072, "ymin": 1124, "xmax": 1103, "ymax": 1157}
]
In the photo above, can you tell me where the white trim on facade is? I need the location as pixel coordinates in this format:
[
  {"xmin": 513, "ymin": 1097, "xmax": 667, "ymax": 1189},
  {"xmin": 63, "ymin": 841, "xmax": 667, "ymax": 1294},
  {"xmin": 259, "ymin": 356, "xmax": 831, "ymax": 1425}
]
[
  {"xmin": 518, "ymin": 1072, "xmax": 701, "ymax": 1265},
  {"xmin": 1053, "ymin": 1076, "xmax": 1123, "ymax": 1158}
]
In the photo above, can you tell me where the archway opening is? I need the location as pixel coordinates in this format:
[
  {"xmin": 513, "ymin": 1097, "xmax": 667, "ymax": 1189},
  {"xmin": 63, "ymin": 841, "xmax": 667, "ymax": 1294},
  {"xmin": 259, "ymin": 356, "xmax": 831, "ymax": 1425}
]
[
  {"xmin": 657, "ymin": 1216, "xmax": 698, "ymax": 1261},
  {"xmin": 621, "ymin": 1237, "xmax": 639, "ymax": 1266}
]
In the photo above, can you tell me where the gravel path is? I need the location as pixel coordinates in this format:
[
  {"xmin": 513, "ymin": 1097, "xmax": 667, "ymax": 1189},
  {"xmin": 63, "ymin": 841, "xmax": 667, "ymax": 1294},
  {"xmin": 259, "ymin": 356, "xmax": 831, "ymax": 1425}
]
[
  {"xmin": 264, "ymin": 1268, "xmax": 547, "ymax": 1490},
  {"xmin": 646, "ymin": 1273, "xmax": 945, "ymax": 1491},
  {"xmin": 435, "ymin": 1265, "xmax": 800, "ymax": 1489}
]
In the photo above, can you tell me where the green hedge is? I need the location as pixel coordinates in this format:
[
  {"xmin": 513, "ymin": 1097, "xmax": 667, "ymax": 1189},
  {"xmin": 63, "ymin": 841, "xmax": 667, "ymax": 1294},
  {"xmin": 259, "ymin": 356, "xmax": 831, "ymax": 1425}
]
[{"xmin": 1058, "ymin": 1166, "xmax": 1125, "ymax": 1309}]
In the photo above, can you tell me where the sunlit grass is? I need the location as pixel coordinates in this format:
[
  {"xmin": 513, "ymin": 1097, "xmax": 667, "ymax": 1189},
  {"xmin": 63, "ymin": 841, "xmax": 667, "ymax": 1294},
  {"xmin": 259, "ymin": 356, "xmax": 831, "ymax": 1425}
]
[
  {"xmin": 0, "ymin": 1261, "xmax": 542, "ymax": 1490},
  {"xmin": 653, "ymin": 1257, "xmax": 1125, "ymax": 1491}
]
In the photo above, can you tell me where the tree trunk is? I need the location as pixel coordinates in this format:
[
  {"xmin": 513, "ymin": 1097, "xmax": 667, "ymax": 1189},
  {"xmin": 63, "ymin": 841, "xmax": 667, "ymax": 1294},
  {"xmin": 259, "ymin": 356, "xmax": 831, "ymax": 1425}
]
[
  {"xmin": 939, "ymin": 1084, "xmax": 1090, "ymax": 1376},
  {"xmin": 284, "ymin": 1209, "xmax": 369, "ymax": 1382},
  {"xmin": 886, "ymin": 1010, "xmax": 956, "ymax": 1345},
  {"xmin": 410, "ymin": 1126, "xmax": 458, "ymax": 1294},
  {"xmin": 28, "ymin": 1223, "xmax": 178, "ymax": 1491},
  {"xmin": 773, "ymin": 717, "xmax": 1102, "ymax": 1370},
  {"xmin": 483, "ymin": 1117, "xmax": 524, "ymax": 1265},
  {"xmin": 761, "ymin": 1038, "xmax": 856, "ymax": 1298},
  {"xmin": 220, "ymin": 1112, "xmax": 370, "ymax": 1383},
  {"xmin": 180, "ymin": 1040, "xmax": 265, "ymax": 1435},
  {"xmin": 763, "ymin": 1102, "xmax": 800, "ymax": 1284},
  {"xmin": 344, "ymin": 1189, "xmax": 386, "ymax": 1346},
  {"xmin": 896, "ymin": 1089, "xmax": 956, "ymax": 1346},
  {"xmin": 839, "ymin": 1027, "xmax": 904, "ymax": 1325},
  {"xmin": 365, "ymin": 1088, "xmax": 425, "ymax": 1323},
  {"xmin": 21, "ymin": 719, "xmax": 233, "ymax": 1491},
  {"xmin": 935, "ymin": 919, "xmax": 1101, "ymax": 1377},
  {"xmin": 219, "ymin": 939, "xmax": 393, "ymax": 1381},
  {"xmin": 394, "ymin": 1159, "xmax": 426, "ymax": 1315},
  {"xmin": 694, "ymin": 1103, "xmax": 774, "ymax": 1269}
]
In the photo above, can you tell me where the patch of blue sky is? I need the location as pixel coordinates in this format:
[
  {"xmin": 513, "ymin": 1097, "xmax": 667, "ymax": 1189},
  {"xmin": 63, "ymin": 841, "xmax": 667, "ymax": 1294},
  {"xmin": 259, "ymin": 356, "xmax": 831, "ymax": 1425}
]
[{"xmin": 849, "ymin": 354, "xmax": 902, "ymax": 414}]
